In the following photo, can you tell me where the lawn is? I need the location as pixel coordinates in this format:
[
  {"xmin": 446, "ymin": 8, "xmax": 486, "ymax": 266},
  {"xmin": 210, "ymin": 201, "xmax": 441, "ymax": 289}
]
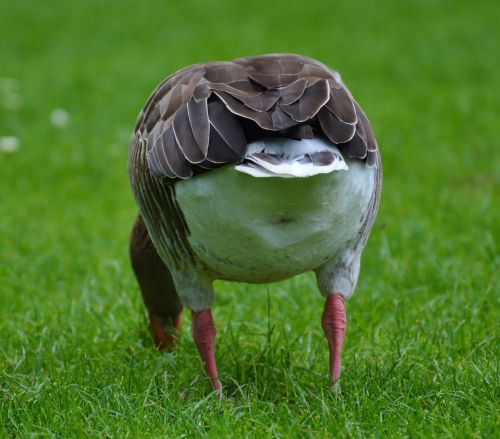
[{"xmin": 0, "ymin": 0, "xmax": 498, "ymax": 437}]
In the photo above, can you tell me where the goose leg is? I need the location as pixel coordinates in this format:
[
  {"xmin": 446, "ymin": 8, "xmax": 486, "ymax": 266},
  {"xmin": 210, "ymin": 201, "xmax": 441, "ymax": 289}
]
[
  {"xmin": 191, "ymin": 309, "xmax": 221, "ymax": 392},
  {"xmin": 130, "ymin": 215, "xmax": 183, "ymax": 350},
  {"xmin": 321, "ymin": 293, "xmax": 347, "ymax": 387}
]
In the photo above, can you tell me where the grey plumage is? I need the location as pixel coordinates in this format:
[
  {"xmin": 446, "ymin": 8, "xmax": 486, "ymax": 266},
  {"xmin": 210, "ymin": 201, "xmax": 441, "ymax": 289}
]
[
  {"xmin": 280, "ymin": 79, "xmax": 330, "ymax": 123},
  {"xmin": 317, "ymin": 108, "xmax": 356, "ymax": 144},
  {"xmin": 134, "ymin": 53, "xmax": 380, "ymax": 180},
  {"xmin": 186, "ymin": 98, "xmax": 210, "ymax": 156},
  {"xmin": 173, "ymin": 104, "xmax": 205, "ymax": 164},
  {"xmin": 207, "ymin": 100, "xmax": 246, "ymax": 158},
  {"xmin": 160, "ymin": 127, "xmax": 192, "ymax": 179},
  {"xmin": 324, "ymin": 84, "xmax": 358, "ymax": 125}
]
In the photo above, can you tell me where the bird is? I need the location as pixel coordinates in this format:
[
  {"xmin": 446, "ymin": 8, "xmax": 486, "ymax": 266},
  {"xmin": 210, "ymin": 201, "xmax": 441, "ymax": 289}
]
[{"xmin": 128, "ymin": 53, "xmax": 381, "ymax": 392}]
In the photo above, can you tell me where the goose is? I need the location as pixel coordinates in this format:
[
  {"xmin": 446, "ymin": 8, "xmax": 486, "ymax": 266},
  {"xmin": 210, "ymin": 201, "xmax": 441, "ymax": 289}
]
[{"xmin": 128, "ymin": 53, "xmax": 382, "ymax": 392}]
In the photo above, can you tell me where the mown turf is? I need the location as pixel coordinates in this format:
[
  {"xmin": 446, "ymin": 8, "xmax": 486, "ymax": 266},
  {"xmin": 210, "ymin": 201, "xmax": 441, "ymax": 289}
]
[{"xmin": 0, "ymin": 0, "xmax": 498, "ymax": 437}]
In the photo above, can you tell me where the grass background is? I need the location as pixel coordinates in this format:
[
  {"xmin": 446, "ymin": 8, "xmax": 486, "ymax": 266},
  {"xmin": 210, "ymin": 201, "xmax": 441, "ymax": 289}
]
[{"xmin": 0, "ymin": 0, "xmax": 498, "ymax": 436}]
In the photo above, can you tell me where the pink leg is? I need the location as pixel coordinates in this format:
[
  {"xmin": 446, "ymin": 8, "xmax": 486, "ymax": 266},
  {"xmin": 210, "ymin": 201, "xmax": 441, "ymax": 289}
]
[
  {"xmin": 191, "ymin": 309, "xmax": 221, "ymax": 392},
  {"xmin": 321, "ymin": 293, "xmax": 347, "ymax": 387}
]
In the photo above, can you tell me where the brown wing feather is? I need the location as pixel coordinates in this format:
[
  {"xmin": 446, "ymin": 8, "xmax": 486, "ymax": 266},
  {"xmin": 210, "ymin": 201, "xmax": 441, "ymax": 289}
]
[
  {"xmin": 207, "ymin": 100, "xmax": 246, "ymax": 156},
  {"xmin": 343, "ymin": 132, "xmax": 368, "ymax": 159},
  {"xmin": 186, "ymin": 98, "xmax": 210, "ymax": 156},
  {"xmin": 354, "ymin": 101, "xmax": 377, "ymax": 152},
  {"xmin": 317, "ymin": 108, "xmax": 356, "ymax": 144},
  {"xmin": 173, "ymin": 104, "xmax": 205, "ymax": 164},
  {"xmin": 324, "ymin": 83, "xmax": 357, "ymax": 125},
  {"xmin": 280, "ymin": 79, "xmax": 329, "ymax": 122},
  {"xmin": 279, "ymin": 79, "xmax": 308, "ymax": 105},
  {"xmin": 237, "ymin": 89, "xmax": 280, "ymax": 112},
  {"xmin": 147, "ymin": 128, "xmax": 175, "ymax": 178},
  {"xmin": 134, "ymin": 53, "xmax": 379, "ymax": 181},
  {"xmin": 339, "ymin": 100, "xmax": 380, "ymax": 161},
  {"xmin": 160, "ymin": 127, "xmax": 192, "ymax": 179},
  {"xmin": 271, "ymin": 105, "xmax": 296, "ymax": 130},
  {"xmin": 213, "ymin": 90, "xmax": 274, "ymax": 129}
]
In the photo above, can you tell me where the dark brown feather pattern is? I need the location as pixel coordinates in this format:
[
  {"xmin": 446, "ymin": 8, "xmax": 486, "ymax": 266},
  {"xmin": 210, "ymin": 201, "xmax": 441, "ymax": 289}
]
[
  {"xmin": 280, "ymin": 79, "xmax": 329, "ymax": 123},
  {"xmin": 173, "ymin": 104, "xmax": 205, "ymax": 164},
  {"xmin": 317, "ymin": 108, "xmax": 356, "ymax": 144},
  {"xmin": 207, "ymin": 100, "xmax": 246, "ymax": 156},
  {"xmin": 186, "ymin": 98, "xmax": 210, "ymax": 155},
  {"xmin": 134, "ymin": 54, "xmax": 379, "ymax": 180}
]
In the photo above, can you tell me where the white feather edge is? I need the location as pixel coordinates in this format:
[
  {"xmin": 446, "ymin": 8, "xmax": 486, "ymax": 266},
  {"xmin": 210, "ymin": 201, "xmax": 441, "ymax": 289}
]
[{"xmin": 234, "ymin": 137, "xmax": 348, "ymax": 178}]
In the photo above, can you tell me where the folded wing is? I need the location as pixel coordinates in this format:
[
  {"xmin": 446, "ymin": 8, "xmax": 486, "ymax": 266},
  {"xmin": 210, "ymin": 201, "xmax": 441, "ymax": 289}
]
[{"xmin": 133, "ymin": 54, "xmax": 379, "ymax": 180}]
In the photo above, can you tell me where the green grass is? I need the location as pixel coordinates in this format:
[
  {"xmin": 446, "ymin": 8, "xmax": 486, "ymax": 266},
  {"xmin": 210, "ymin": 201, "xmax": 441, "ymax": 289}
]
[{"xmin": 0, "ymin": 0, "xmax": 499, "ymax": 436}]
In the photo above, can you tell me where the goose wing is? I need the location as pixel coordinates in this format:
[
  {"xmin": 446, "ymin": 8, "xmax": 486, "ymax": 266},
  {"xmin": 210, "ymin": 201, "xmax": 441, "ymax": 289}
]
[{"xmin": 133, "ymin": 53, "xmax": 379, "ymax": 180}]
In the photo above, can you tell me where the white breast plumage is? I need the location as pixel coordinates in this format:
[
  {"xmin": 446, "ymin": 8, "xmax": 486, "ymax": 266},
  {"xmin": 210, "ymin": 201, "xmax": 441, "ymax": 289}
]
[{"xmin": 175, "ymin": 137, "xmax": 375, "ymax": 283}]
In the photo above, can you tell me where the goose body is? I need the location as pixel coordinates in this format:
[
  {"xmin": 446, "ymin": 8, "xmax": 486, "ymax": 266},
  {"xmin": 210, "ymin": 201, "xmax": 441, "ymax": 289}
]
[
  {"xmin": 128, "ymin": 53, "xmax": 382, "ymax": 391},
  {"xmin": 176, "ymin": 138, "xmax": 375, "ymax": 285}
]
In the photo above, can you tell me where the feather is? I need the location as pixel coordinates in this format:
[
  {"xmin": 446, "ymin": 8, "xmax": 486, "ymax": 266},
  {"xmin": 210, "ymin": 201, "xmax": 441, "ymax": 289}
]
[
  {"xmin": 238, "ymin": 89, "xmax": 280, "ymax": 112},
  {"xmin": 278, "ymin": 124, "xmax": 314, "ymax": 139},
  {"xmin": 235, "ymin": 137, "xmax": 348, "ymax": 178},
  {"xmin": 204, "ymin": 62, "xmax": 248, "ymax": 84},
  {"xmin": 134, "ymin": 53, "xmax": 379, "ymax": 181},
  {"xmin": 354, "ymin": 101, "xmax": 377, "ymax": 152},
  {"xmin": 214, "ymin": 91, "xmax": 273, "ymax": 129},
  {"xmin": 367, "ymin": 133, "xmax": 378, "ymax": 152},
  {"xmin": 310, "ymin": 151, "xmax": 335, "ymax": 166},
  {"xmin": 354, "ymin": 114, "xmax": 367, "ymax": 146},
  {"xmin": 182, "ymin": 68, "xmax": 205, "ymax": 99},
  {"xmin": 187, "ymin": 98, "xmax": 210, "ymax": 155},
  {"xmin": 317, "ymin": 108, "xmax": 356, "ymax": 144},
  {"xmin": 206, "ymin": 124, "xmax": 240, "ymax": 163},
  {"xmin": 238, "ymin": 56, "xmax": 301, "ymax": 74},
  {"xmin": 173, "ymin": 104, "xmax": 205, "ymax": 163},
  {"xmin": 196, "ymin": 159, "xmax": 220, "ymax": 170},
  {"xmin": 207, "ymin": 100, "xmax": 246, "ymax": 156},
  {"xmin": 162, "ymin": 84, "xmax": 184, "ymax": 121},
  {"xmin": 271, "ymin": 105, "xmax": 296, "ymax": 130},
  {"xmin": 193, "ymin": 81, "xmax": 212, "ymax": 102},
  {"xmin": 299, "ymin": 63, "xmax": 332, "ymax": 79},
  {"xmin": 343, "ymin": 132, "xmax": 368, "ymax": 159},
  {"xmin": 158, "ymin": 89, "xmax": 173, "ymax": 118},
  {"xmin": 327, "ymin": 75, "xmax": 342, "ymax": 90},
  {"xmin": 366, "ymin": 151, "xmax": 377, "ymax": 167},
  {"xmin": 278, "ymin": 58, "xmax": 305, "ymax": 74},
  {"xmin": 279, "ymin": 79, "xmax": 308, "ymax": 105},
  {"xmin": 210, "ymin": 82, "xmax": 277, "ymax": 112},
  {"xmin": 148, "ymin": 118, "xmax": 164, "ymax": 146},
  {"xmin": 280, "ymin": 79, "xmax": 329, "ymax": 122},
  {"xmin": 147, "ymin": 132, "xmax": 175, "ymax": 179},
  {"xmin": 249, "ymin": 72, "xmax": 299, "ymax": 89},
  {"xmin": 210, "ymin": 82, "xmax": 262, "ymax": 99},
  {"xmin": 324, "ymin": 85, "xmax": 357, "ymax": 125},
  {"xmin": 144, "ymin": 104, "xmax": 161, "ymax": 133},
  {"xmin": 160, "ymin": 127, "xmax": 193, "ymax": 178},
  {"xmin": 251, "ymin": 152, "xmax": 282, "ymax": 165},
  {"xmin": 139, "ymin": 78, "xmax": 173, "ymax": 130},
  {"xmin": 228, "ymin": 80, "xmax": 263, "ymax": 94}
]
